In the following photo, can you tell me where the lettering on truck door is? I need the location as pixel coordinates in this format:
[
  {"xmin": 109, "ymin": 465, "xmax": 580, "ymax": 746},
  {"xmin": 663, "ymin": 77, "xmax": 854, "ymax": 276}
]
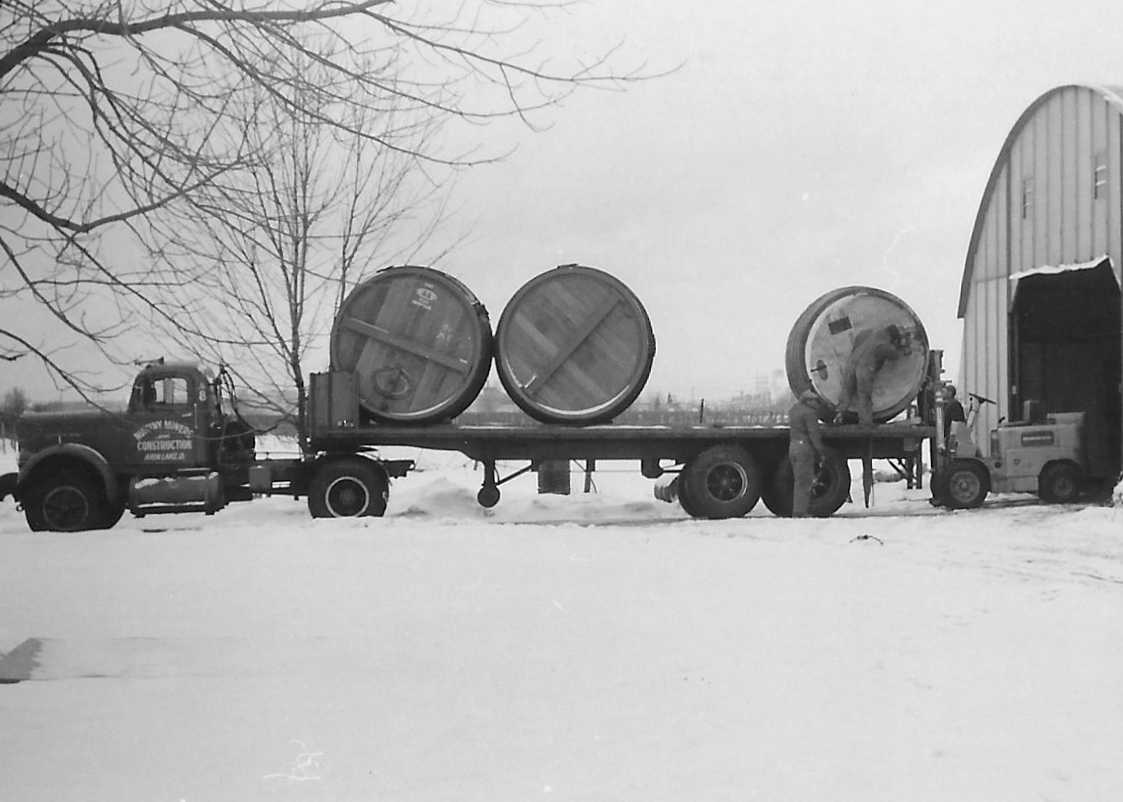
[{"xmin": 128, "ymin": 373, "xmax": 205, "ymax": 468}]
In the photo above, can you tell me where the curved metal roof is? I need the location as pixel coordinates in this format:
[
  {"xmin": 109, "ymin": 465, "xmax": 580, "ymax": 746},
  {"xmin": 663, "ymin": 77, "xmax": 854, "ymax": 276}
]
[{"xmin": 957, "ymin": 84, "xmax": 1123, "ymax": 317}]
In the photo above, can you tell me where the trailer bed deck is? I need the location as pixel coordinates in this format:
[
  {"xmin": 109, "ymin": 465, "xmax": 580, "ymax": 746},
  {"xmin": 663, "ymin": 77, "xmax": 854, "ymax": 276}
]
[{"xmin": 313, "ymin": 421, "xmax": 934, "ymax": 463}]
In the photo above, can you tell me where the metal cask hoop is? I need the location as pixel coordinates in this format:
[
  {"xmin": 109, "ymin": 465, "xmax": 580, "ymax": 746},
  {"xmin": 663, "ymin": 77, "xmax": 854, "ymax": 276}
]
[
  {"xmin": 331, "ymin": 265, "xmax": 493, "ymax": 423},
  {"xmin": 495, "ymin": 264, "xmax": 656, "ymax": 424}
]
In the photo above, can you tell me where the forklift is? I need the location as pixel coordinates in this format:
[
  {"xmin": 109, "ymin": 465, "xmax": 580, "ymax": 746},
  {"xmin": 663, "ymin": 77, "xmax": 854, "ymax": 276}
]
[{"xmin": 931, "ymin": 388, "xmax": 1090, "ymax": 508}]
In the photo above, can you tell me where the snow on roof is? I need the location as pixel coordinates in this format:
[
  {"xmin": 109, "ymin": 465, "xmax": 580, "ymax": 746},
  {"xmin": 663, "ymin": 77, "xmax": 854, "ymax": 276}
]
[{"xmin": 1007, "ymin": 254, "xmax": 1115, "ymax": 283}]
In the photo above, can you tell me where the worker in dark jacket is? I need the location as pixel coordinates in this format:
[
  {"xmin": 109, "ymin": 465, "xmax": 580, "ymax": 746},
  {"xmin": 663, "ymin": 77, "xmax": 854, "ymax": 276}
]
[
  {"xmin": 789, "ymin": 389, "xmax": 827, "ymax": 517},
  {"xmin": 835, "ymin": 325, "xmax": 906, "ymax": 425},
  {"xmin": 943, "ymin": 384, "xmax": 967, "ymax": 440}
]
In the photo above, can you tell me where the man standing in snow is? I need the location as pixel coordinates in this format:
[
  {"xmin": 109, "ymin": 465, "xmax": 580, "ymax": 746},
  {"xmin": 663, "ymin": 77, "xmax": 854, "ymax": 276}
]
[
  {"xmin": 834, "ymin": 324, "xmax": 907, "ymax": 425},
  {"xmin": 789, "ymin": 389, "xmax": 827, "ymax": 517}
]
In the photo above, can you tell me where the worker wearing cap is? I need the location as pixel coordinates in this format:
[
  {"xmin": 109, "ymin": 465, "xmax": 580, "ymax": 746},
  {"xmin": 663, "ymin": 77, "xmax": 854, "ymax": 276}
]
[
  {"xmin": 835, "ymin": 325, "xmax": 906, "ymax": 425},
  {"xmin": 788, "ymin": 389, "xmax": 827, "ymax": 517}
]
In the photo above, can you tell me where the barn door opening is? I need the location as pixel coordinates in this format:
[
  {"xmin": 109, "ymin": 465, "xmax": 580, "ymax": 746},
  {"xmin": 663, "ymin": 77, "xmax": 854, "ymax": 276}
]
[{"xmin": 1010, "ymin": 258, "xmax": 1121, "ymax": 479}]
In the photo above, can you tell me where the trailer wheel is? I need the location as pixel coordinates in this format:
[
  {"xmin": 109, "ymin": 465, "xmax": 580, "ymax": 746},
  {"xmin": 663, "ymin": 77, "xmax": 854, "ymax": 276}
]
[
  {"xmin": 24, "ymin": 472, "xmax": 106, "ymax": 532},
  {"xmin": 655, "ymin": 471, "xmax": 696, "ymax": 514},
  {"xmin": 761, "ymin": 449, "xmax": 851, "ymax": 518},
  {"xmin": 942, "ymin": 459, "xmax": 989, "ymax": 509},
  {"xmin": 308, "ymin": 459, "xmax": 388, "ymax": 518},
  {"xmin": 678, "ymin": 445, "xmax": 763, "ymax": 519},
  {"xmin": 1039, "ymin": 462, "xmax": 1081, "ymax": 504},
  {"xmin": 674, "ymin": 475, "xmax": 703, "ymax": 517}
]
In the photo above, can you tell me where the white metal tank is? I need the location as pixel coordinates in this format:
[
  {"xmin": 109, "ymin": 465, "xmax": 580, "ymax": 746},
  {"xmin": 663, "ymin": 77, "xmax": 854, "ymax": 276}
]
[{"xmin": 786, "ymin": 286, "xmax": 929, "ymax": 423}]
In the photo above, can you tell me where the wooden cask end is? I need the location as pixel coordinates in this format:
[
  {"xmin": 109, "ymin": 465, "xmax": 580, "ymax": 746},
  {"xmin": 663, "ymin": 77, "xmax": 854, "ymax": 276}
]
[
  {"xmin": 786, "ymin": 286, "xmax": 929, "ymax": 423},
  {"xmin": 331, "ymin": 266, "xmax": 492, "ymax": 423},
  {"xmin": 495, "ymin": 264, "xmax": 656, "ymax": 424}
]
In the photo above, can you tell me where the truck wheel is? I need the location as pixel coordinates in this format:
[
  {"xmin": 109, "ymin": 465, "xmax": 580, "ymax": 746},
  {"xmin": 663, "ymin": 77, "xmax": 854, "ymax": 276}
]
[
  {"xmin": 308, "ymin": 459, "xmax": 388, "ymax": 518},
  {"xmin": 97, "ymin": 498, "xmax": 127, "ymax": 530},
  {"xmin": 678, "ymin": 445, "xmax": 763, "ymax": 519},
  {"xmin": 1039, "ymin": 462, "xmax": 1081, "ymax": 503},
  {"xmin": 24, "ymin": 472, "xmax": 106, "ymax": 532},
  {"xmin": 943, "ymin": 459, "xmax": 989, "ymax": 509},
  {"xmin": 762, "ymin": 449, "xmax": 851, "ymax": 518}
]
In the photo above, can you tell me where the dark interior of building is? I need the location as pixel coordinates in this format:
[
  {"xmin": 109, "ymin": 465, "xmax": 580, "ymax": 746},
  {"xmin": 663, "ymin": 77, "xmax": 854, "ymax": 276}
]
[{"xmin": 1010, "ymin": 259, "xmax": 1121, "ymax": 478}]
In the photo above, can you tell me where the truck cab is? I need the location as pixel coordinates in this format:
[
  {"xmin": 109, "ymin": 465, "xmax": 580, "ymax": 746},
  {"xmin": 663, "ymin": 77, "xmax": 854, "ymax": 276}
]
[
  {"xmin": 125, "ymin": 362, "xmax": 222, "ymax": 469},
  {"xmin": 1, "ymin": 361, "xmax": 255, "ymax": 531}
]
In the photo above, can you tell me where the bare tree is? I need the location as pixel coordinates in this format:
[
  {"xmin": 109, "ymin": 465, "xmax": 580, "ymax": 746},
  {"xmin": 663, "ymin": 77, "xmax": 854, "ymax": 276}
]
[
  {"xmin": 0, "ymin": 385, "xmax": 28, "ymax": 445},
  {"xmin": 145, "ymin": 59, "xmax": 452, "ymax": 445},
  {"xmin": 1, "ymin": 1, "xmax": 646, "ymax": 396},
  {"xmin": 1, "ymin": 385, "xmax": 28, "ymax": 419}
]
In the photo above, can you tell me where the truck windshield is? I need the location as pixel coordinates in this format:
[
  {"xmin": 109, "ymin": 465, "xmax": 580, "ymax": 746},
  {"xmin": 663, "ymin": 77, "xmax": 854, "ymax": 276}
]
[{"xmin": 131, "ymin": 375, "xmax": 193, "ymax": 412}]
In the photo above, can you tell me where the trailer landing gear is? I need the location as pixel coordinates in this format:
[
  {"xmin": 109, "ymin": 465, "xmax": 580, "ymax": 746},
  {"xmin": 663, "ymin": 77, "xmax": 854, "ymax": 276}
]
[{"xmin": 475, "ymin": 460, "xmax": 535, "ymax": 508}]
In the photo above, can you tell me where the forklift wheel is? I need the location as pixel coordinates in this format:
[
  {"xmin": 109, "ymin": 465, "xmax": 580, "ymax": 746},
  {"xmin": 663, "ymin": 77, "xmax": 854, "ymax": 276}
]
[
  {"xmin": 942, "ymin": 459, "xmax": 989, "ymax": 509},
  {"xmin": 1039, "ymin": 462, "xmax": 1082, "ymax": 504}
]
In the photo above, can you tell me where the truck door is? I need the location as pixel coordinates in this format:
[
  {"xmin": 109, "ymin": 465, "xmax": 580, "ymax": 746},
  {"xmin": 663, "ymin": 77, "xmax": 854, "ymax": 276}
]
[{"xmin": 127, "ymin": 372, "xmax": 209, "ymax": 470}]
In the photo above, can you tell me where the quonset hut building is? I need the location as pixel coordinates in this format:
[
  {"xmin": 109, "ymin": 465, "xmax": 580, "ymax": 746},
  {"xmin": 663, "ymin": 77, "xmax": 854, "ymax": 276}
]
[{"xmin": 958, "ymin": 84, "xmax": 1123, "ymax": 481}]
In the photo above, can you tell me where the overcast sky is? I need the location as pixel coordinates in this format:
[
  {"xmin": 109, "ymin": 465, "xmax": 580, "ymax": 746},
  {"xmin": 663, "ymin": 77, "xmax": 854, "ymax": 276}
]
[
  {"xmin": 440, "ymin": 0, "xmax": 1123, "ymax": 401},
  {"xmin": 7, "ymin": 0, "xmax": 1123, "ymax": 403}
]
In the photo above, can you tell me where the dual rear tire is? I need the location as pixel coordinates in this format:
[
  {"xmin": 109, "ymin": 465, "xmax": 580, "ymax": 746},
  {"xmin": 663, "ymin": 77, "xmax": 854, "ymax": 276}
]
[
  {"xmin": 760, "ymin": 448, "xmax": 851, "ymax": 518},
  {"xmin": 674, "ymin": 445, "xmax": 851, "ymax": 520}
]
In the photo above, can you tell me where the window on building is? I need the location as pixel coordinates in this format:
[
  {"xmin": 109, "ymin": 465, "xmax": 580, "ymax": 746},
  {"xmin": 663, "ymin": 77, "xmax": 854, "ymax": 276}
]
[
  {"xmin": 1021, "ymin": 177, "xmax": 1034, "ymax": 219},
  {"xmin": 1093, "ymin": 152, "xmax": 1108, "ymax": 200}
]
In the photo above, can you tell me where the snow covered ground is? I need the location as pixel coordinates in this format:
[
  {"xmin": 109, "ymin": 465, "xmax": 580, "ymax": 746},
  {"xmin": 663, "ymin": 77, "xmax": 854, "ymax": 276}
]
[{"xmin": 1, "ymin": 443, "xmax": 1122, "ymax": 801}]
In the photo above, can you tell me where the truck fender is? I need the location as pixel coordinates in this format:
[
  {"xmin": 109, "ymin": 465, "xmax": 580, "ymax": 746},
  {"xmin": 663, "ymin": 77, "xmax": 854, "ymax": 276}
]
[
  {"xmin": 17, "ymin": 444, "xmax": 119, "ymax": 503},
  {"xmin": 0, "ymin": 472, "xmax": 17, "ymax": 503}
]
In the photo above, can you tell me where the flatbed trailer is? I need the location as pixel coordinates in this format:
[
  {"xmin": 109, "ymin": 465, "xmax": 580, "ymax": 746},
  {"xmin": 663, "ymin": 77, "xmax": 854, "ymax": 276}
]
[
  {"xmin": 308, "ymin": 372, "xmax": 934, "ymax": 518},
  {"xmin": 310, "ymin": 416, "xmax": 934, "ymax": 518}
]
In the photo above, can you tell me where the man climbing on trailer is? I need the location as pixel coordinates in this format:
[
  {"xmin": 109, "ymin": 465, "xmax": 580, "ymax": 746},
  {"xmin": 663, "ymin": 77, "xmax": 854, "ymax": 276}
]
[
  {"xmin": 788, "ymin": 389, "xmax": 828, "ymax": 517},
  {"xmin": 834, "ymin": 324, "xmax": 907, "ymax": 425}
]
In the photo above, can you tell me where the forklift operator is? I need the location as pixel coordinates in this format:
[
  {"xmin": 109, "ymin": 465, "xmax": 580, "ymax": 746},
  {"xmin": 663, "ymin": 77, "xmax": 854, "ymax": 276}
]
[{"xmin": 943, "ymin": 384, "xmax": 967, "ymax": 439}]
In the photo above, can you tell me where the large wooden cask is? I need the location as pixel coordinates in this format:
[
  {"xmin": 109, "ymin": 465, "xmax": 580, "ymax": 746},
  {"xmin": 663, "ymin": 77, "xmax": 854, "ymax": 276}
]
[
  {"xmin": 331, "ymin": 266, "xmax": 492, "ymax": 423},
  {"xmin": 495, "ymin": 264, "xmax": 656, "ymax": 424},
  {"xmin": 786, "ymin": 286, "xmax": 929, "ymax": 423}
]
